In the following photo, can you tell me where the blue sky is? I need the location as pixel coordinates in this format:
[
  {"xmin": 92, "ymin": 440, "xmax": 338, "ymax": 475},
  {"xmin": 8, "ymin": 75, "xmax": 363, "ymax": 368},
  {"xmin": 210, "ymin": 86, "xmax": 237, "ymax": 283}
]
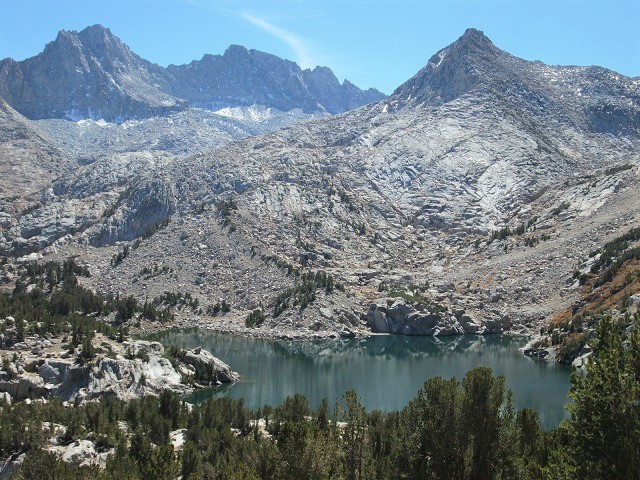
[{"xmin": 1, "ymin": 0, "xmax": 638, "ymax": 94}]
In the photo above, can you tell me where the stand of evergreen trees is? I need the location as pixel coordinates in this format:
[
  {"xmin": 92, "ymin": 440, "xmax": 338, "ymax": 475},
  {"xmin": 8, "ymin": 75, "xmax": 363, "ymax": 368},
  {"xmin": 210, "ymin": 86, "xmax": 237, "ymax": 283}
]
[{"xmin": 0, "ymin": 260, "xmax": 177, "ymax": 345}]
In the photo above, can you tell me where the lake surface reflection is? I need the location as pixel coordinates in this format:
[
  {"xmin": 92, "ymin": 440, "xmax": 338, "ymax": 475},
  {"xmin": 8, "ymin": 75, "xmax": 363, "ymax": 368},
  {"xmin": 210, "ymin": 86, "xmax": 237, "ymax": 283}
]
[{"xmin": 147, "ymin": 330, "xmax": 572, "ymax": 429}]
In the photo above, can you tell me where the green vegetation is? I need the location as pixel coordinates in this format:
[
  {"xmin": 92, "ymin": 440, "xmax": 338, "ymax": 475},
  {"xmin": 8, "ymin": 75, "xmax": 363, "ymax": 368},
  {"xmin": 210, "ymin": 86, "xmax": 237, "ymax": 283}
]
[
  {"xmin": 2, "ymin": 260, "xmax": 124, "ymax": 342},
  {"xmin": 137, "ymin": 263, "xmax": 173, "ymax": 280},
  {"xmin": 378, "ymin": 282, "xmax": 447, "ymax": 314},
  {"xmin": 490, "ymin": 224, "xmax": 524, "ymax": 241},
  {"xmin": 549, "ymin": 225, "xmax": 640, "ymax": 362},
  {"xmin": 0, "ymin": 260, "xmax": 177, "ymax": 344},
  {"xmin": 205, "ymin": 299, "xmax": 231, "ymax": 316},
  {"xmin": 246, "ymin": 308, "xmax": 266, "ymax": 327},
  {"xmin": 141, "ymin": 218, "xmax": 170, "ymax": 241},
  {"xmin": 565, "ymin": 316, "xmax": 640, "ymax": 479},
  {"xmin": 153, "ymin": 291, "xmax": 199, "ymax": 311},
  {"xmin": 261, "ymin": 254, "xmax": 300, "ymax": 277},
  {"xmin": 111, "ymin": 219, "xmax": 171, "ymax": 267},
  {"xmin": 555, "ymin": 332, "xmax": 588, "ymax": 364},
  {"xmin": 111, "ymin": 244, "xmax": 131, "ymax": 266},
  {"xmin": 487, "ymin": 217, "xmax": 547, "ymax": 247},
  {"xmin": 551, "ymin": 201, "xmax": 571, "ymax": 216},
  {"xmin": 523, "ymin": 233, "xmax": 551, "ymax": 247},
  {"xmin": 587, "ymin": 226, "xmax": 640, "ymax": 288},
  {"xmin": 216, "ymin": 197, "xmax": 238, "ymax": 228},
  {"xmin": 272, "ymin": 270, "xmax": 344, "ymax": 318}
]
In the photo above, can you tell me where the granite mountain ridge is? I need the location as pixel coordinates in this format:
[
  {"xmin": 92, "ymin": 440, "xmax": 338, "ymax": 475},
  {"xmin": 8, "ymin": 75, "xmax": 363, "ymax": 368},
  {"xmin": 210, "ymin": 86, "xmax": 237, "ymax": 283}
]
[{"xmin": 0, "ymin": 24, "xmax": 385, "ymax": 122}]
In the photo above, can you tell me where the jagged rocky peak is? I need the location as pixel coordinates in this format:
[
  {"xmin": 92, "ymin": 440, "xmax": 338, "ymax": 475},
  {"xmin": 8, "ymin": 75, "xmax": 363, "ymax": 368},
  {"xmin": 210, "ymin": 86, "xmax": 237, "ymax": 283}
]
[
  {"xmin": 74, "ymin": 25, "xmax": 138, "ymax": 67},
  {"xmin": 392, "ymin": 28, "xmax": 503, "ymax": 107},
  {"xmin": 38, "ymin": 25, "xmax": 141, "ymax": 76},
  {"xmin": 0, "ymin": 24, "xmax": 182, "ymax": 121},
  {"xmin": 38, "ymin": 25, "xmax": 137, "ymax": 78},
  {"xmin": 450, "ymin": 28, "xmax": 498, "ymax": 56},
  {"xmin": 76, "ymin": 24, "xmax": 119, "ymax": 47},
  {"xmin": 223, "ymin": 43, "xmax": 260, "ymax": 60}
]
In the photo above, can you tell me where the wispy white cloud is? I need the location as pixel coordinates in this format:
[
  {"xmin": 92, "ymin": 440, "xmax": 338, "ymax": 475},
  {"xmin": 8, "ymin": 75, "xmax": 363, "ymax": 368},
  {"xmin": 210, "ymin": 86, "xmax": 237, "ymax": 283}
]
[{"xmin": 241, "ymin": 12, "xmax": 314, "ymax": 68}]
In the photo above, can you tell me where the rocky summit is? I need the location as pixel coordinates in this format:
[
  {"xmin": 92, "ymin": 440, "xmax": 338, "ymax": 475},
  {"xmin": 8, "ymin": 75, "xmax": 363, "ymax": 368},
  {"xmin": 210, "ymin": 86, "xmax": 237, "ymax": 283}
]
[{"xmin": 0, "ymin": 28, "xmax": 639, "ymax": 341}]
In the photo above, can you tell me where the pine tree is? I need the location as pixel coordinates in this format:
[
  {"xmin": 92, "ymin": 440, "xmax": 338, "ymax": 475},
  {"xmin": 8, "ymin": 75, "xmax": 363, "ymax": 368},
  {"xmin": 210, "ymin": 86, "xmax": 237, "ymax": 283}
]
[{"xmin": 567, "ymin": 316, "xmax": 640, "ymax": 479}]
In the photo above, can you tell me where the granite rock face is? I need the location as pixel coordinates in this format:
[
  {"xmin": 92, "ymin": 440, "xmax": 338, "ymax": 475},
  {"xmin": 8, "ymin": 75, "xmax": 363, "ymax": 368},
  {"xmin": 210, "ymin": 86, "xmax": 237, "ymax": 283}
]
[
  {"xmin": 366, "ymin": 298, "xmax": 505, "ymax": 336},
  {"xmin": 0, "ymin": 99, "xmax": 77, "ymax": 252},
  {"xmin": 179, "ymin": 347, "xmax": 240, "ymax": 384}
]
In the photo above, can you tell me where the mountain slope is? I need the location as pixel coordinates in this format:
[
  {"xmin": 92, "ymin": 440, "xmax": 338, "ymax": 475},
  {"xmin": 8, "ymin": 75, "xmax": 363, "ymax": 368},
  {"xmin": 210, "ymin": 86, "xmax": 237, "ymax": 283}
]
[
  {"xmin": 0, "ymin": 99, "xmax": 78, "ymax": 253},
  {"xmin": 32, "ymin": 106, "xmax": 320, "ymax": 163},
  {"xmin": 392, "ymin": 28, "xmax": 640, "ymax": 135},
  {"xmin": 0, "ymin": 25, "xmax": 385, "ymax": 122},
  {"xmin": 0, "ymin": 99, "xmax": 75, "ymax": 204}
]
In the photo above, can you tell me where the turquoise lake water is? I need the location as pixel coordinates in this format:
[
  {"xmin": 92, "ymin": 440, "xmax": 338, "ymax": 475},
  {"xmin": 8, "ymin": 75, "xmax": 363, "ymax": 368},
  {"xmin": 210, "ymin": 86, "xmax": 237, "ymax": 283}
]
[{"xmin": 147, "ymin": 330, "xmax": 573, "ymax": 429}]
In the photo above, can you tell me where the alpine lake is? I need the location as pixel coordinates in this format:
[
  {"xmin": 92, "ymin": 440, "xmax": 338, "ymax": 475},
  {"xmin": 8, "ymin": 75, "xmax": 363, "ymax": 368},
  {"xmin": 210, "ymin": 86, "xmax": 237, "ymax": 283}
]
[{"xmin": 145, "ymin": 330, "xmax": 573, "ymax": 429}]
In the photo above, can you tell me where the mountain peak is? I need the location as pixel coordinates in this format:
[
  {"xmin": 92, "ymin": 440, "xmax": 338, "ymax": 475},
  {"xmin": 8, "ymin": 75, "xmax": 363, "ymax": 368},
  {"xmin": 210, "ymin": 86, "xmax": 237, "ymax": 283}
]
[
  {"xmin": 48, "ymin": 24, "xmax": 127, "ymax": 61},
  {"xmin": 53, "ymin": 25, "xmax": 114, "ymax": 45},
  {"xmin": 459, "ymin": 28, "xmax": 492, "ymax": 45},
  {"xmin": 224, "ymin": 44, "xmax": 250, "ymax": 57},
  {"xmin": 391, "ymin": 28, "xmax": 501, "ymax": 106},
  {"xmin": 79, "ymin": 24, "xmax": 111, "ymax": 35},
  {"xmin": 448, "ymin": 28, "xmax": 498, "ymax": 59},
  {"xmin": 77, "ymin": 24, "xmax": 129, "ymax": 56}
]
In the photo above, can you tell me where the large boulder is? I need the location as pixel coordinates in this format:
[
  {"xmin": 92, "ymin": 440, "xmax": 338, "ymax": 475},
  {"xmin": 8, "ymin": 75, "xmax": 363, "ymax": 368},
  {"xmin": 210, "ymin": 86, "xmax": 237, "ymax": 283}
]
[
  {"xmin": 366, "ymin": 297, "xmax": 507, "ymax": 336},
  {"xmin": 0, "ymin": 374, "xmax": 46, "ymax": 401},
  {"xmin": 38, "ymin": 359, "xmax": 74, "ymax": 384},
  {"xmin": 367, "ymin": 298, "xmax": 466, "ymax": 336},
  {"xmin": 61, "ymin": 440, "xmax": 98, "ymax": 467},
  {"xmin": 90, "ymin": 355, "xmax": 186, "ymax": 398},
  {"xmin": 179, "ymin": 347, "xmax": 239, "ymax": 384},
  {"xmin": 0, "ymin": 452, "xmax": 25, "ymax": 479},
  {"xmin": 54, "ymin": 363, "xmax": 91, "ymax": 400}
]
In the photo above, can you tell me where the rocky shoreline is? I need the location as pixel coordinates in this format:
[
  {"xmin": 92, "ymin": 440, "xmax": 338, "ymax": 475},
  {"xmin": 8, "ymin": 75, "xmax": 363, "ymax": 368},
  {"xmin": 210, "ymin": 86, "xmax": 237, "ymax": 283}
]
[{"xmin": 132, "ymin": 294, "xmax": 513, "ymax": 340}]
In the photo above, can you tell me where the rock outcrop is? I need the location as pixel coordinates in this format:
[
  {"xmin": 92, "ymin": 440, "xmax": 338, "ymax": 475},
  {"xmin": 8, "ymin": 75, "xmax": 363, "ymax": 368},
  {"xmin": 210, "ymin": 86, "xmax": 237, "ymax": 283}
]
[
  {"xmin": 366, "ymin": 298, "xmax": 506, "ymax": 335},
  {"xmin": 0, "ymin": 337, "xmax": 238, "ymax": 403}
]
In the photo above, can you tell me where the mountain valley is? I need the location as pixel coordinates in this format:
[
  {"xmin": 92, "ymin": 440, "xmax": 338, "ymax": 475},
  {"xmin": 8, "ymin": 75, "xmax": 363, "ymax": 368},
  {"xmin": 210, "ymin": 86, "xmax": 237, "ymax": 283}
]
[{"xmin": 0, "ymin": 26, "xmax": 639, "ymax": 345}]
